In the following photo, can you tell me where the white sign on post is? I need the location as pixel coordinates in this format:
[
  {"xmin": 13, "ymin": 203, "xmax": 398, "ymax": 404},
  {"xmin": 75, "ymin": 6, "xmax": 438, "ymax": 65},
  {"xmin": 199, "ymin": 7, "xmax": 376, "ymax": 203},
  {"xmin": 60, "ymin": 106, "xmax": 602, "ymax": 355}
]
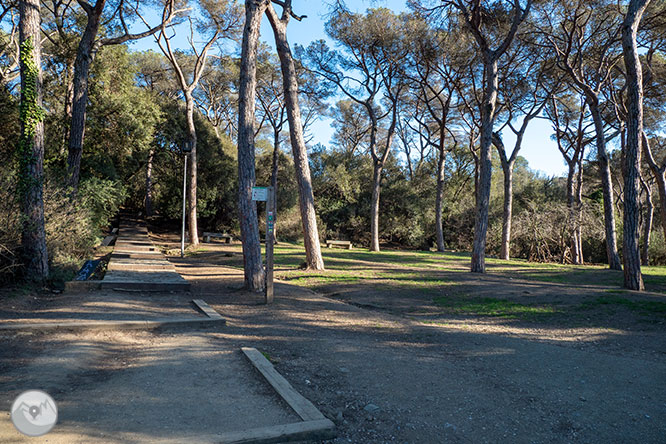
[{"xmin": 252, "ymin": 186, "xmax": 268, "ymax": 201}]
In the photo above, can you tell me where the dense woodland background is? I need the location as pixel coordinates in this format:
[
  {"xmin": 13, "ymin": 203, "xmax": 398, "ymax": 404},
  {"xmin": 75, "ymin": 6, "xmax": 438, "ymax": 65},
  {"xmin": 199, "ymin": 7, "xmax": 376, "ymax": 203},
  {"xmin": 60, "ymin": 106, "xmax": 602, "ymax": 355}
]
[{"xmin": 1, "ymin": 0, "xmax": 665, "ymax": 288}]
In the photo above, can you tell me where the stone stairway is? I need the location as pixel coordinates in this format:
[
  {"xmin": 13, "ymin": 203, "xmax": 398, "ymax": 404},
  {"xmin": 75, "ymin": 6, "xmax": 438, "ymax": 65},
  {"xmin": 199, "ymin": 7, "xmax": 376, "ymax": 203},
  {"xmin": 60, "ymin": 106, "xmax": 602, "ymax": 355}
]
[{"xmin": 101, "ymin": 218, "xmax": 190, "ymax": 291}]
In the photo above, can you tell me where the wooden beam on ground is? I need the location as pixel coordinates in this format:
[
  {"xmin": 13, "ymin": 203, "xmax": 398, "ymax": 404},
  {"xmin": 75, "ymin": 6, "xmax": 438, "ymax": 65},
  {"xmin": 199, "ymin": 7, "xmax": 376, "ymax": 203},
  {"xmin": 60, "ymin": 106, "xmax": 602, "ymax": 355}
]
[
  {"xmin": 0, "ymin": 317, "xmax": 226, "ymax": 333},
  {"xmin": 192, "ymin": 299, "xmax": 224, "ymax": 319},
  {"xmin": 194, "ymin": 419, "xmax": 335, "ymax": 444},
  {"xmin": 241, "ymin": 347, "xmax": 326, "ymax": 422}
]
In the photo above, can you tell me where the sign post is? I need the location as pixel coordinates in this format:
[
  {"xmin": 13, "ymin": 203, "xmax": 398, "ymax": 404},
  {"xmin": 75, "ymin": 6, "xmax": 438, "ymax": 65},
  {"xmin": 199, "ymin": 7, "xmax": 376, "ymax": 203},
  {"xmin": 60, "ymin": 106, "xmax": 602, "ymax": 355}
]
[{"xmin": 252, "ymin": 186, "xmax": 274, "ymax": 304}]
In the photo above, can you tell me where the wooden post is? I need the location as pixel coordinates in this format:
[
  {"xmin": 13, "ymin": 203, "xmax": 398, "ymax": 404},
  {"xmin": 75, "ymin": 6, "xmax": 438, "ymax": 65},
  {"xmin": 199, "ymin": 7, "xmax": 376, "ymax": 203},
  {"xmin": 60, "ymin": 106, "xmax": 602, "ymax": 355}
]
[{"xmin": 265, "ymin": 186, "xmax": 275, "ymax": 304}]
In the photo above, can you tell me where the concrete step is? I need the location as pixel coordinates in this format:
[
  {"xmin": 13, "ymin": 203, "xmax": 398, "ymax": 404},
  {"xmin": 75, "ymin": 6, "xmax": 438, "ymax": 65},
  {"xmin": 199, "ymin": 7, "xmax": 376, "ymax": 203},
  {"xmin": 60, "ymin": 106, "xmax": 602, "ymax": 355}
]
[
  {"xmin": 107, "ymin": 262, "xmax": 176, "ymax": 272},
  {"xmin": 111, "ymin": 253, "xmax": 165, "ymax": 260},
  {"xmin": 113, "ymin": 242, "xmax": 160, "ymax": 253},
  {"xmin": 101, "ymin": 270, "xmax": 190, "ymax": 291},
  {"xmin": 102, "ymin": 219, "xmax": 189, "ymax": 291}
]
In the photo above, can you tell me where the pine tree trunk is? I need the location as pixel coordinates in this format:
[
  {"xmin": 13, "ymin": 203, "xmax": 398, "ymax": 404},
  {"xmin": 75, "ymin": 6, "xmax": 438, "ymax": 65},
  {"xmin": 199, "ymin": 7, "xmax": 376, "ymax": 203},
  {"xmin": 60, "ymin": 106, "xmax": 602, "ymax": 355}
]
[
  {"xmin": 500, "ymin": 161, "xmax": 513, "ymax": 260},
  {"xmin": 566, "ymin": 163, "xmax": 580, "ymax": 264},
  {"xmin": 653, "ymin": 169, "xmax": 666, "ymax": 243},
  {"xmin": 145, "ymin": 148, "xmax": 154, "ymax": 217},
  {"xmin": 237, "ymin": 0, "xmax": 266, "ymax": 291},
  {"xmin": 576, "ymin": 160, "xmax": 585, "ymax": 265},
  {"xmin": 370, "ymin": 161, "xmax": 382, "ymax": 252},
  {"xmin": 471, "ymin": 57, "xmax": 498, "ymax": 273},
  {"xmin": 270, "ymin": 129, "xmax": 279, "ymax": 243},
  {"xmin": 621, "ymin": 0, "xmax": 650, "ymax": 290},
  {"xmin": 589, "ymin": 103, "xmax": 622, "ymax": 270},
  {"xmin": 185, "ymin": 94, "xmax": 199, "ymax": 246},
  {"xmin": 641, "ymin": 178, "xmax": 653, "ymax": 266},
  {"xmin": 66, "ymin": 2, "xmax": 104, "ymax": 192},
  {"xmin": 19, "ymin": 0, "xmax": 49, "ymax": 282},
  {"xmin": 435, "ymin": 146, "xmax": 446, "ymax": 252},
  {"xmin": 266, "ymin": 8, "xmax": 324, "ymax": 270},
  {"xmin": 62, "ymin": 60, "xmax": 74, "ymax": 154}
]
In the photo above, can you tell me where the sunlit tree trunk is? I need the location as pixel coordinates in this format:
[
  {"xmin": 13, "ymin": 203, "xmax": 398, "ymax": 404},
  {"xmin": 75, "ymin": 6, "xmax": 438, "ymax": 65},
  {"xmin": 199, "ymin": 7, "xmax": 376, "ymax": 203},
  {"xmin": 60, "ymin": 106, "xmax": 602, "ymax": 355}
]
[
  {"xmin": 643, "ymin": 133, "xmax": 666, "ymax": 243},
  {"xmin": 370, "ymin": 161, "xmax": 383, "ymax": 252},
  {"xmin": 435, "ymin": 143, "xmax": 446, "ymax": 252},
  {"xmin": 237, "ymin": 0, "xmax": 267, "ymax": 291},
  {"xmin": 270, "ymin": 128, "xmax": 279, "ymax": 243},
  {"xmin": 565, "ymin": 163, "xmax": 580, "ymax": 264},
  {"xmin": 185, "ymin": 92, "xmax": 199, "ymax": 246},
  {"xmin": 471, "ymin": 57, "xmax": 497, "ymax": 272},
  {"xmin": 66, "ymin": 1, "xmax": 104, "ymax": 192},
  {"xmin": 574, "ymin": 155, "xmax": 585, "ymax": 265},
  {"xmin": 621, "ymin": 0, "xmax": 650, "ymax": 290},
  {"xmin": 589, "ymin": 103, "xmax": 622, "ymax": 270},
  {"xmin": 640, "ymin": 176, "xmax": 653, "ymax": 266},
  {"xmin": 266, "ymin": 4, "xmax": 324, "ymax": 269}
]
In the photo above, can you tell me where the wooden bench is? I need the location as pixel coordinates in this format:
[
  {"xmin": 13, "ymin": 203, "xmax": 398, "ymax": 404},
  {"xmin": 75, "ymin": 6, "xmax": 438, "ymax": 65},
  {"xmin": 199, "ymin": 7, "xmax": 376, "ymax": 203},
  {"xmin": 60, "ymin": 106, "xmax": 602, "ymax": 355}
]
[
  {"xmin": 203, "ymin": 232, "xmax": 232, "ymax": 243},
  {"xmin": 326, "ymin": 239, "xmax": 352, "ymax": 249}
]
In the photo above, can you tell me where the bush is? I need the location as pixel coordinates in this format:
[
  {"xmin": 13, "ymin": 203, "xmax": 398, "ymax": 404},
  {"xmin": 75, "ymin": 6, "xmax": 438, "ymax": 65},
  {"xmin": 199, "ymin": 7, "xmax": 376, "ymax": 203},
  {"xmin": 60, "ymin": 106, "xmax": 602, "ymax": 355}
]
[
  {"xmin": 0, "ymin": 176, "xmax": 126, "ymax": 285},
  {"xmin": 0, "ymin": 171, "xmax": 20, "ymax": 284},
  {"xmin": 78, "ymin": 177, "xmax": 127, "ymax": 231}
]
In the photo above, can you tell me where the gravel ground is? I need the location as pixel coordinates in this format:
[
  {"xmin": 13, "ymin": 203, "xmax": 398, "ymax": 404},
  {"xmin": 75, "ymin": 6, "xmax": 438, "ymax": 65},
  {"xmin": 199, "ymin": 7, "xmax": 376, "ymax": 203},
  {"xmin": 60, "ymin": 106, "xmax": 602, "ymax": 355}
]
[
  {"xmin": 0, "ymin": 328, "xmax": 300, "ymax": 443},
  {"xmin": 1, "ymin": 242, "xmax": 665, "ymax": 443},
  {"xmin": 179, "ymin": 254, "xmax": 666, "ymax": 444}
]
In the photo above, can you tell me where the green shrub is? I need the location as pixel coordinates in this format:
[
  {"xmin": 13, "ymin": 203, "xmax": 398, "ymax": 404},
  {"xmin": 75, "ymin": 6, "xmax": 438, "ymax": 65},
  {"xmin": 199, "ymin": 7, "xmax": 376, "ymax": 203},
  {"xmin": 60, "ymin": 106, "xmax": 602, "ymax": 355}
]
[{"xmin": 78, "ymin": 177, "xmax": 126, "ymax": 230}]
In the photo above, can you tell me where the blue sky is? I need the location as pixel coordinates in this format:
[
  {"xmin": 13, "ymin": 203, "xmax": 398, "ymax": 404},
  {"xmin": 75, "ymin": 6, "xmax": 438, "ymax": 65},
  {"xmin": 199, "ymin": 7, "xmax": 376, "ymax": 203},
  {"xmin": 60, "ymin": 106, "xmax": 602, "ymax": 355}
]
[{"xmin": 134, "ymin": 0, "xmax": 567, "ymax": 177}]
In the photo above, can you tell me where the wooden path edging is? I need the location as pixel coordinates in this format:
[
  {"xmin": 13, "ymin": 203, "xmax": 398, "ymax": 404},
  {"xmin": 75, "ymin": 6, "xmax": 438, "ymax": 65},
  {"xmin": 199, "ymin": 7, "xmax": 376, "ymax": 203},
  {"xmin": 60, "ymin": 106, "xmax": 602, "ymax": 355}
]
[
  {"xmin": 149, "ymin": 419, "xmax": 335, "ymax": 444},
  {"xmin": 239, "ymin": 347, "xmax": 335, "ymax": 443},
  {"xmin": 0, "ymin": 300, "xmax": 225, "ymax": 333}
]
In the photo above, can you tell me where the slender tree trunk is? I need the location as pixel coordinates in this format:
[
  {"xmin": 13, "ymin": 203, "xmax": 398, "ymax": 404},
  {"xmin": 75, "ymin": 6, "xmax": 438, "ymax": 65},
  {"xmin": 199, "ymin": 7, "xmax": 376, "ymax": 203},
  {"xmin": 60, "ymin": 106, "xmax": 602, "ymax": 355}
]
[
  {"xmin": 270, "ymin": 129, "xmax": 279, "ymax": 243},
  {"xmin": 66, "ymin": 3, "xmax": 103, "ymax": 192},
  {"xmin": 370, "ymin": 162, "xmax": 382, "ymax": 252},
  {"xmin": 369, "ymin": 103, "xmax": 398, "ymax": 252},
  {"xmin": 435, "ymin": 146, "xmax": 446, "ymax": 252},
  {"xmin": 19, "ymin": 0, "xmax": 49, "ymax": 281},
  {"xmin": 185, "ymin": 94, "xmax": 199, "ymax": 246},
  {"xmin": 364, "ymin": 111, "xmax": 381, "ymax": 251},
  {"xmin": 566, "ymin": 162, "xmax": 580, "ymax": 264},
  {"xmin": 621, "ymin": 0, "xmax": 650, "ymax": 290},
  {"xmin": 266, "ymin": 6, "xmax": 324, "ymax": 269},
  {"xmin": 655, "ymin": 172, "xmax": 666, "ymax": 242},
  {"xmin": 574, "ymin": 159, "xmax": 585, "ymax": 265},
  {"xmin": 145, "ymin": 148, "xmax": 154, "ymax": 217},
  {"xmin": 62, "ymin": 60, "xmax": 74, "ymax": 154},
  {"xmin": 643, "ymin": 133, "xmax": 666, "ymax": 242},
  {"xmin": 640, "ymin": 177, "xmax": 653, "ymax": 266},
  {"xmin": 471, "ymin": 57, "xmax": 498, "ymax": 273},
  {"xmin": 237, "ymin": 0, "xmax": 267, "ymax": 291},
  {"xmin": 589, "ymin": 103, "xmax": 622, "ymax": 270},
  {"xmin": 500, "ymin": 161, "xmax": 514, "ymax": 260}
]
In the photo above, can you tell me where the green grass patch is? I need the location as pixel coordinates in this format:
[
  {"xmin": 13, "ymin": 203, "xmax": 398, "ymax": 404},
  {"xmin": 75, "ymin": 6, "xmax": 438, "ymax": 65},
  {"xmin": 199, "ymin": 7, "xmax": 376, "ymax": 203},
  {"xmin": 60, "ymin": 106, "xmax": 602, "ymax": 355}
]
[
  {"xmin": 433, "ymin": 296, "xmax": 557, "ymax": 318},
  {"xmin": 283, "ymin": 274, "xmax": 362, "ymax": 284},
  {"xmin": 580, "ymin": 295, "xmax": 666, "ymax": 314},
  {"xmin": 183, "ymin": 242, "xmax": 666, "ymax": 294}
]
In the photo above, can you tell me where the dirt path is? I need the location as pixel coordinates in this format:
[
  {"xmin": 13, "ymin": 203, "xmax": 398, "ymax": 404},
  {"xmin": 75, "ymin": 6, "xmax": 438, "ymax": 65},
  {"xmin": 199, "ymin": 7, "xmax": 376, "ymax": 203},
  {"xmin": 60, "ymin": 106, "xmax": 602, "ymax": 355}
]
[
  {"xmin": 2, "ymin": 241, "xmax": 665, "ymax": 443},
  {"xmin": 178, "ymin": 258, "xmax": 666, "ymax": 443},
  {"xmin": 0, "ymin": 328, "xmax": 300, "ymax": 443}
]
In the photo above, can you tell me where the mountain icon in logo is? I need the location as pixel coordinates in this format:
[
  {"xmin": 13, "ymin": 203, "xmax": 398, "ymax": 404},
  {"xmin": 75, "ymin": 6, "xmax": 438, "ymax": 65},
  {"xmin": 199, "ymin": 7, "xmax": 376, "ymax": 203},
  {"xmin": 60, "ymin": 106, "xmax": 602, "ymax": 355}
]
[{"xmin": 11, "ymin": 390, "xmax": 58, "ymax": 437}]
